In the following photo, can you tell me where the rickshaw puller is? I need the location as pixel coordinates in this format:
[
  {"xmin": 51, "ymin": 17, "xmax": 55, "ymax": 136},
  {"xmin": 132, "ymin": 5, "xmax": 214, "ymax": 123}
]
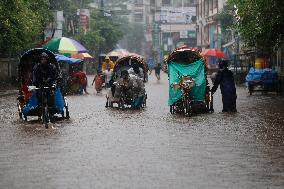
[{"xmin": 33, "ymin": 52, "xmax": 59, "ymax": 119}]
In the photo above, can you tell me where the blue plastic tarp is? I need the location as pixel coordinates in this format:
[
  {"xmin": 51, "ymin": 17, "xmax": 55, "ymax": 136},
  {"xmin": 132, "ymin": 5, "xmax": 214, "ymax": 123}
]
[
  {"xmin": 55, "ymin": 54, "xmax": 82, "ymax": 64},
  {"xmin": 23, "ymin": 88, "xmax": 65, "ymax": 115},
  {"xmin": 246, "ymin": 68, "xmax": 278, "ymax": 84}
]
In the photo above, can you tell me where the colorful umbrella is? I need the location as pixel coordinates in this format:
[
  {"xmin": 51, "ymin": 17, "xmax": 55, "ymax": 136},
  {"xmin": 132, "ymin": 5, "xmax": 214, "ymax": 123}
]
[
  {"xmin": 71, "ymin": 53, "xmax": 93, "ymax": 60},
  {"xmin": 107, "ymin": 49, "xmax": 129, "ymax": 58},
  {"xmin": 202, "ymin": 48, "xmax": 226, "ymax": 58},
  {"xmin": 43, "ymin": 37, "xmax": 88, "ymax": 55}
]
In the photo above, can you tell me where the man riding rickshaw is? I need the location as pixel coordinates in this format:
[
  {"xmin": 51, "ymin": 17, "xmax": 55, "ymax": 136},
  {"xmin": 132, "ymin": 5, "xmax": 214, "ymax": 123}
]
[
  {"xmin": 17, "ymin": 48, "xmax": 70, "ymax": 128},
  {"xmin": 167, "ymin": 46, "xmax": 213, "ymax": 116},
  {"xmin": 106, "ymin": 55, "xmax": 147, "ymax": 109}
]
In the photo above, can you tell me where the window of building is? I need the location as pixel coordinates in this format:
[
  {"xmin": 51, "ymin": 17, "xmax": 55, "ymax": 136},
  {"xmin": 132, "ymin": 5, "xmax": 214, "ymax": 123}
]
[
  {"xmin": 134, "ymin": 14, "xmax": 143, "ymax": 22},
  {"xmin": 150, "ymin": 0, "xmax": 155, "ymax": 5},
  {"xmin": 205, "ymin": 0, "xmax": 209, "ymax": 16},
  {"xmin": 214, "ymin": 0, "xmax": 218, "ymax": 8},
  {"xmin": 209, "ymin": 0, "xmax": 213, "ymax": 11},
  {"xmin": 196, "ymin": 3, "xmax": 199, "ymax": 19},
  {"xmin": 172, "ymin": 0, "xmax": 195, "ymax": 7},
  {"xmin": 184, "ymin": 0, "xmax": 195, "ymax": 7},
  {"xmin": 162, "ymin": 0, "xmax": 171, "ymax": 6}
]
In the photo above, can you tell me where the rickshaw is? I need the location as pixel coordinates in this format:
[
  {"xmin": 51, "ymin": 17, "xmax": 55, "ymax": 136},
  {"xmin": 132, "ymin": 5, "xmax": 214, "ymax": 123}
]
[
  {"xmin": 55, "ymin": 54, "xmax": 84, "ymax": 95},
  {"xmin": 17, "ymin": 48, "xmax": 70, "ymax": 128},
  {"xmin": 246, "ymin": 67, "xmax": 280, "ymax": 95},
  {"xmin": 105, "ymin": 55, "xmax": 147, "ymax": 109},
  {"xmin": 167, "ymin": 46, "xmax": 213, "ymax": 116}
]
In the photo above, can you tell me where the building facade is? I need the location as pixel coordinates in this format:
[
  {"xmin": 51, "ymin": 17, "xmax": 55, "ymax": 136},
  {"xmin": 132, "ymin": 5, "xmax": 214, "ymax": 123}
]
[
  {"xmin": 196, "ymin": 0, "xmax": 226, "ymax": 50},
  {"xmin": 152, "ymin": 0, "xmax": 197, "ymax": 60}
]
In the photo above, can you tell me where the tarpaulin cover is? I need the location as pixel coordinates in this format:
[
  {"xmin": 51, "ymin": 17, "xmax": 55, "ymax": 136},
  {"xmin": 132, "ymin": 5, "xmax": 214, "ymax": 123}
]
[
  {"xmin": 168, "ymin": 59, "xmax": 206, "ymax": 105},
  {"xmin": 246, "ymin": 68, "xmax": 278, "ymax": 85},
  {"xmin": 55, "ymin": 54, "xmax": 82, "ymax": 64},
  {"xmin": 23, "ymin": 88, "xmax": 65, "ymax": 115}
]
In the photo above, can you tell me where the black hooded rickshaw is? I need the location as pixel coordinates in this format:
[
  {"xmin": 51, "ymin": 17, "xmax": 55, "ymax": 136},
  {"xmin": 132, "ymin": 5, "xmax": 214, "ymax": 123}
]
[
  {"xmin": 17, "ymin": 48, "xmax": 70, "ymax": 128},
  {"xmin": 167, "ymin": 46, "xmax": 213, "ymax": 116},
  {"xmin": 106, "ymin": 55, "xmax": 147, "ymax": 109}
]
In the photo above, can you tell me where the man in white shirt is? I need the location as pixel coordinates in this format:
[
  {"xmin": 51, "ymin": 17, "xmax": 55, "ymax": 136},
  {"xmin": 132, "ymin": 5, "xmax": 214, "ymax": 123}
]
[{"xmin": 103, "ymin": 65, "xmax": 113, "ymax": 88}]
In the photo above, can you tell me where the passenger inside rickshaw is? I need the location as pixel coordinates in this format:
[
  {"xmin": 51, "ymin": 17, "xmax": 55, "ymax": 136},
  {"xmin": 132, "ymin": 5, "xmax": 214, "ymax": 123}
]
[
  {"xmin": 114, "ymin": 70, "xmax": 145, "ymax": 109},
  {"xmin": 19, "ymin": 58, "xmax": 34, "ymax": 101}
]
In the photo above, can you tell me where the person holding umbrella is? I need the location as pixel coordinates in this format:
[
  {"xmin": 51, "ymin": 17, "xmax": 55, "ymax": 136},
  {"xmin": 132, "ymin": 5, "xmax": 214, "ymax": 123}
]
[{"xmin": 211, "ymin": 60, "xmax": 237, "ymax": 112}]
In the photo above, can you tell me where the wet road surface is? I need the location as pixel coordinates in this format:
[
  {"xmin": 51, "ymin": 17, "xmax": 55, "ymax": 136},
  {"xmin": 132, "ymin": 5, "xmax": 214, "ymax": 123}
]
[{"xmin": 0, "ymin": 73, "xmax": 284, "ymax": 189}]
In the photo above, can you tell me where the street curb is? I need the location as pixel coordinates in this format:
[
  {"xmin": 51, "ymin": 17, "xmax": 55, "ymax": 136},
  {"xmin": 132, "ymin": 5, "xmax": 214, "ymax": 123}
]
[{"xmin": 0, "ymin": 90, "xmax": 18, "ymax": 98}]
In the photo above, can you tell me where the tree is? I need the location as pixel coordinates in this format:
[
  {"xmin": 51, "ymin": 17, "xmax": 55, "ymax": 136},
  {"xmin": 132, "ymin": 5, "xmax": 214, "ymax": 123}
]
[
  {"xmin": 224, "ymin": 0, "xmax": 284, "ymax": 54},
  {"xmin": 0, "ymin": 0, "xmax": 52, "ymax": 57},
  {"xmin": 75, "ymin": 10, "xmax": 124, "ymax": 54}
]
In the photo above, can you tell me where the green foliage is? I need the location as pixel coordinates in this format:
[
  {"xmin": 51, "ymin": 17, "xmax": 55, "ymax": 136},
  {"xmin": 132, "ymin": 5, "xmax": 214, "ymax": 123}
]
[
  {"xmin": 0, "ymin": 0, "xmax": 52, "ymax": 56},
  {"xmin": 226, "ymin": 0, "xmax": 284, "ymax": 54},
  {"xmin": 75, "ymin": 10, "xmax": 124, "ymax": 54}
]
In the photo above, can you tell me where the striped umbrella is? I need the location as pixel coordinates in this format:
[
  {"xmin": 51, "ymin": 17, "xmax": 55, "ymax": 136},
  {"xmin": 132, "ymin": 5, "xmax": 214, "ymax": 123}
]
[
  {"xmin": 71, "ymin": 53, "xmax": 93, "ymax": 60},
  {"xmin": 43, "ymin": 37, "xmax": 88, "ymax": 56}
]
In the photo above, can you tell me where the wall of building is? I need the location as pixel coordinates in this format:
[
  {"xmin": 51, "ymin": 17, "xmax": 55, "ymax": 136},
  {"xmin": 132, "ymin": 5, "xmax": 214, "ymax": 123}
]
[{"xmin": 0, "ymin": 58, "xmax": 18, "ymax": 85}]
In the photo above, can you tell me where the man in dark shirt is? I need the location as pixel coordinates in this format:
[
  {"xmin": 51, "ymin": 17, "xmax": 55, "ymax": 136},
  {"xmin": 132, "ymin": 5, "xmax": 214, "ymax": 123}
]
[
  {"xmin": 211, "ymin": 60, "xmax": 237, "ymax": 112},
  {"xmin": 33, "ymin": 52, "xmax": 58, "ymax": 87},
  {"xmin": 33, "ymin": 52, "xmax": 59, "ymax": 119}
]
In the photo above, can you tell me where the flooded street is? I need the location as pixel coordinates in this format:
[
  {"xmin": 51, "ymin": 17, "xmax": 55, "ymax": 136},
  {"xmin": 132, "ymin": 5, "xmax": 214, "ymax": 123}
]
[{"xmin": 0, "ymin": 73, "xmax": 284, "ymax": 189}]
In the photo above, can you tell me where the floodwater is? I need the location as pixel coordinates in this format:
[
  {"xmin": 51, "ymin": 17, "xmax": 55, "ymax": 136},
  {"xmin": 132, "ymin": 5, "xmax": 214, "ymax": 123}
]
[{"xmin": 0, "ymin": 73, "xmax": 283, "ymax": 189}]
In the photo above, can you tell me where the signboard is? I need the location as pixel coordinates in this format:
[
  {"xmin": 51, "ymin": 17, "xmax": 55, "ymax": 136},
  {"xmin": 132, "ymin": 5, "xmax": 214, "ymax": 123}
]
[
  {"xmin": 152, "ymin": 22, "xmax": 160, "ymax": 49},
  {"xmin": 188, "ymin": 30, "xmax": 196, "ymax": 38},
  {"xmin": 79, "ymin": 9, "xmax": 90, "ymax": 33},
  {"xmin": 180, "ymin": 31, "xmax": 188, "ymax": 39},
  {"xmin": 158, "ymin": 7, "xmax": 196, "ymax": 24}
]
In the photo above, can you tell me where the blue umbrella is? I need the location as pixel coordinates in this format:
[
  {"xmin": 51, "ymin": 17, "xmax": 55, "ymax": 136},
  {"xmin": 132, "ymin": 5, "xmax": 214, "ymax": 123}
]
[{"xmin": 55, "ymin": 54, "xmax": 82, "ymax": 64}]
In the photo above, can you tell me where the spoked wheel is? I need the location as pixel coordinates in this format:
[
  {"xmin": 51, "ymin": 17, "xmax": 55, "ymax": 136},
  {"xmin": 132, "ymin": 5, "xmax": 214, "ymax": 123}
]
[
  {"xmin": 65, "ymin": 107, "xmax": 70, "ymax": 119},
  {"xmin": 184, "ymin": 100, "xmax": 192, "ymax": 117},
  {"xmin": 119, "ymin": 100, "xmax": 125, "ymax": 110},
  {"xmin": 18, "ymin": 104, "xmax": 23, "ymax": 120},
  {"xmin": 170, "ymin": 105, "xmax": 174, "ymax": 114},
  {"xmin": 42, "ymin": 105, "xmax": 49, "ymax": 129},
  {"xmin": 209, "ymin": 92, "xmax": 214, "ymax": 113},
  {"xmin": 143, "ymin": 94, "xmax": 147, "ymax": 108},
  {"xmin": 105, "ymin": 97, "xmax": 109, "ymax": 108}
]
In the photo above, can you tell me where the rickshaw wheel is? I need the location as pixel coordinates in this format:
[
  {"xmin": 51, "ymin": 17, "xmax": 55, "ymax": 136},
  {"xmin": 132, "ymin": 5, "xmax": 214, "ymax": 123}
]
[
  {"xmin": 17, "ymin": 103, "xmax": 23, "ymax": 119},
  {"xmin": 105, "ymin": 97, "xmax": 109, "ymax": 108},
  {"xmin": 184, "ymin": 100, "xmax": 192, "ymax": 117},
  {"xmin": 19, "ymin": 112, "xmax": 23, "ymax": 119},
  {"xmin": 65, "ymin": 106, "xmax": 70, "ymax": 119},
  {"xmin": 24, "ymin": 115, "xmax": 27, "ymax": 121},
  {"xmin": 42, "ymin": 106, "xmax": 49, "ymax": 129},
  {"xmin": 170, "ymin": 105, "xmax": 174, "ymax": 114}
]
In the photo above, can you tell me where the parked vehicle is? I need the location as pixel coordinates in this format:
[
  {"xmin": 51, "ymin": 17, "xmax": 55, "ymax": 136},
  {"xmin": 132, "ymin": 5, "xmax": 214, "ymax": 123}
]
[{"xmin": 246, "ymin": 67, "xmax": 280, "ymax": 95}]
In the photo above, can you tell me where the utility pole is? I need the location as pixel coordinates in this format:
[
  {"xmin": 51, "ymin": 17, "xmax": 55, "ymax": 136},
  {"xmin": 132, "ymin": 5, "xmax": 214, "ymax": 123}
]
[{"xmin": 100, "ymin": 0, "xmax": 104, "ymax": 16}]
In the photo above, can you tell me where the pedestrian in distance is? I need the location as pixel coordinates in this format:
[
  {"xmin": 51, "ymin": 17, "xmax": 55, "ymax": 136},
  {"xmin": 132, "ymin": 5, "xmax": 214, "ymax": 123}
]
[
  {"xmin": 102, "ymin": 56, "xmax": 114, "ymax": 72},
  {"xmin": 73, "ymin": 70, "xmax": 89, "ymax": 94},
  {"xmin": 211, "ymin": 60, "xmax": 237, "ymax": 112},
  {"xmin": 103, "ymin": 65, "xmax": 113, "ymax": 88},
  {"xmin": 92, "ymin": 71, "xmax": 104, "ymax": 93},
  {"xmin": 154, "ymin": 63, "xmax": 161, "ymax": 80}
]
